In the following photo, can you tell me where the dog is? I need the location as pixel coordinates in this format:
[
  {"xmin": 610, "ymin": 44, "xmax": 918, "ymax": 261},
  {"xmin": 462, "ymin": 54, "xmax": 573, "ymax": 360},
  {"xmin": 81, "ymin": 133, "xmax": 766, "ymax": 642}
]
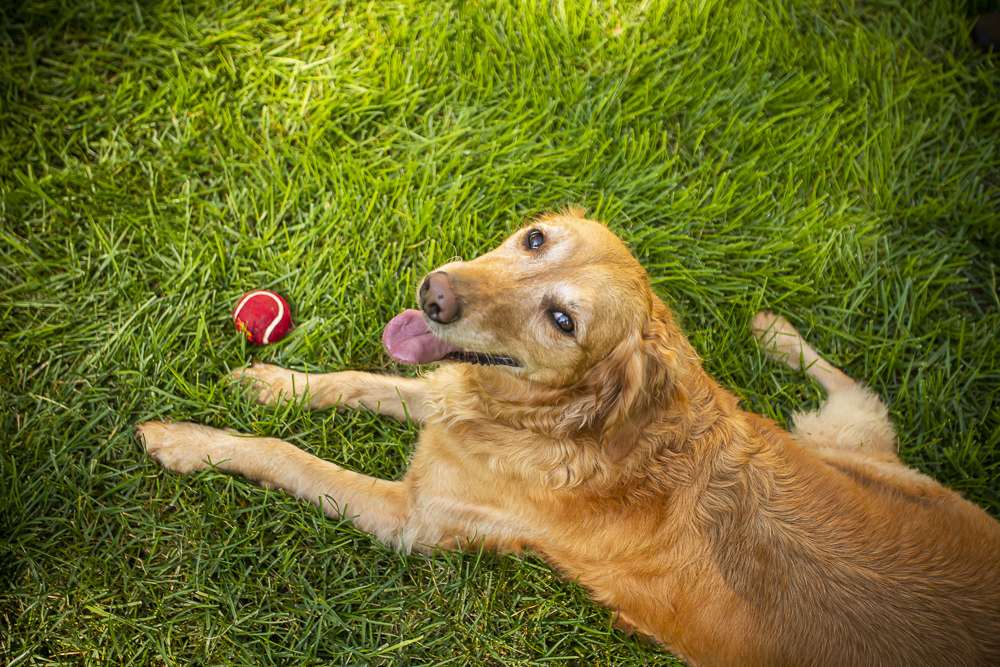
[{"xmin": 138, "ymin": 209, "xmax": 1000, "ymax": 666}]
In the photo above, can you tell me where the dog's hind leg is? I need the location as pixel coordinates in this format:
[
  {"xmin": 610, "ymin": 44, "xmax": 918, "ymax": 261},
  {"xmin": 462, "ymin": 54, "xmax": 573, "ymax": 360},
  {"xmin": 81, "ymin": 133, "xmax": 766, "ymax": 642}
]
[
  {"xmin": 751, "ymin": 311, "xmax": 897, "ymax": 458},
  {"xmin": 231, "ymin": 363, "xmax": 430, "ymax": 422}
]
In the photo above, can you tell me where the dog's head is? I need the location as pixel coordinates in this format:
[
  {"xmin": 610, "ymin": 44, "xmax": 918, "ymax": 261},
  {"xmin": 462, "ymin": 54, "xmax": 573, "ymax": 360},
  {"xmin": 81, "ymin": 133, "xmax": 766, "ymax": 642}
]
[{"xmin": 384, "ymin": 209, "xmax": 686, "ymax": 446}]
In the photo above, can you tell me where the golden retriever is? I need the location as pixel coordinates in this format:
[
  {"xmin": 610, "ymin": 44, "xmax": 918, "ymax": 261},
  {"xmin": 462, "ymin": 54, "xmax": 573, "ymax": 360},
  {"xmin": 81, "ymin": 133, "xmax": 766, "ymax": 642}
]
[{"xmin": 138, "ymin": 209, "xmax": 1000, "ymax": 666}]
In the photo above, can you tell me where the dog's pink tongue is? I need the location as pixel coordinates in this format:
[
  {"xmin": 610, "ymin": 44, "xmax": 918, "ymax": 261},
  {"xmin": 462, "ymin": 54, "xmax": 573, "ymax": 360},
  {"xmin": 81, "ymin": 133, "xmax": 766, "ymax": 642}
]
[{"xmin": 382, "ymin": 309, "xmax": 458, "ymax": 364}]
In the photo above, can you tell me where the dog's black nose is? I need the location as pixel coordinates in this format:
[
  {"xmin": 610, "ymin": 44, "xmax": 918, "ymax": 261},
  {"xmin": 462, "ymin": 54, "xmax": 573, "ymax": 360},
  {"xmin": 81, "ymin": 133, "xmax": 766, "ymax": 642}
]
[{"xmin": 420, "ymin": 271, "xmax": 460, "ymax": 324}]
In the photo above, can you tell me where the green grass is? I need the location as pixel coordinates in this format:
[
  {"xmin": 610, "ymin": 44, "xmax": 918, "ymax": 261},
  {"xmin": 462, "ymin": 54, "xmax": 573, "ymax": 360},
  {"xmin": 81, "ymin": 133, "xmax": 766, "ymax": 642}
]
[{"xmin": 2, "ymin": 0, "xmax": 998, "ymax": 663}]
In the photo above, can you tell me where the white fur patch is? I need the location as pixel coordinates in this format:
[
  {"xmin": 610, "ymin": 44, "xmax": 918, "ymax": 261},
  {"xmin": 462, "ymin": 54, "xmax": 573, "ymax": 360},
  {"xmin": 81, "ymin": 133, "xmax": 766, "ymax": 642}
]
[{"xmin": 792, "ymin": 386, "xmax": 897, "ymax": 454}]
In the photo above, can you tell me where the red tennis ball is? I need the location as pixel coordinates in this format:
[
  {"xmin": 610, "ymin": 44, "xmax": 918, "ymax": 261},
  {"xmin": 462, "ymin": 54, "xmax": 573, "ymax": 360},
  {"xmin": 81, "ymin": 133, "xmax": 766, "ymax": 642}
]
[{"xmin": 232, "ymin": 290, "xmax": 292, "ymax": 345}]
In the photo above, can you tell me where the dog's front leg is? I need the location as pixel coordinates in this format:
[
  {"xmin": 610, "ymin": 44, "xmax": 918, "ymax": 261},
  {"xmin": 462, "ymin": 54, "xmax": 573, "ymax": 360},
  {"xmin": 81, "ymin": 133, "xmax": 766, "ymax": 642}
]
[
  {"xmin": 232, "ymin": 363, "xmax": 430, "ymax": 422},
  {"xmin": 138, "ymin": 421, "xmax": 409, "ymax": 544}
]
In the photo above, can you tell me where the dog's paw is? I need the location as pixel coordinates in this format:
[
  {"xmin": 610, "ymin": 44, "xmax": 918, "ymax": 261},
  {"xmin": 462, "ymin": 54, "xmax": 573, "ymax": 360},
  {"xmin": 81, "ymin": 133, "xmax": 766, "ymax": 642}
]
[
  {"xmin": 229, "ymin": 362, "xmax": 310, "ymax": 406},
  {"xmin": 137, "ymin": 420, "xmax": 229, "ymax": 474},
  {"xmin": 751, "ymin": 311, "xmax": 806, "ymax": 366}
]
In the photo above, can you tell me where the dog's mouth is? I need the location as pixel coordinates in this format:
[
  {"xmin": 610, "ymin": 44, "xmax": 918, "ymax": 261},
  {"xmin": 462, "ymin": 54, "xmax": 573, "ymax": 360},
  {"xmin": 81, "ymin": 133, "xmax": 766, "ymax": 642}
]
[{"xmin": 382, "ymin": 309, "xmax": 521, "ymax": 367}]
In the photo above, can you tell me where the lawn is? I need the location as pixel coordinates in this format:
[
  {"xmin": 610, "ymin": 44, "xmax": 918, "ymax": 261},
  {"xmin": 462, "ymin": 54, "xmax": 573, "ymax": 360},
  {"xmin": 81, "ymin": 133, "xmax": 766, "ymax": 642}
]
[{"xmin": 2, "ymin": 0, "xmax": 998, "ymax": 664}]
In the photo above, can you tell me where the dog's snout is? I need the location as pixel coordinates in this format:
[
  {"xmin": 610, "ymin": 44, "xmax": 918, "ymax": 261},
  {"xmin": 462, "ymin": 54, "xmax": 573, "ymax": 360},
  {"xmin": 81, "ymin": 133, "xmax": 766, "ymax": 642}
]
[{"xmin": 420, "ymin": 271, "xmax": 460, "ymax": 324}]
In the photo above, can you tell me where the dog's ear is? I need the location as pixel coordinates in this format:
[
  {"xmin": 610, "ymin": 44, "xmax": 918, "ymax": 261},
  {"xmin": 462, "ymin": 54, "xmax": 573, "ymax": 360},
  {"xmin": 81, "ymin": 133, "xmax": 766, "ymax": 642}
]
[{"xmin": 592, "ymin": 301, "xmax": 684, "ymax": 461}]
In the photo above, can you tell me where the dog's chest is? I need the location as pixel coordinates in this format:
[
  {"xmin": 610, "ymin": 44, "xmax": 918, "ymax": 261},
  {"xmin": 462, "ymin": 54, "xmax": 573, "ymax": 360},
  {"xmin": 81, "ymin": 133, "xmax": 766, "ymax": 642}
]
[{"xmin": 401, "ymin": 421, "xmax": 550, "ymax": 551}]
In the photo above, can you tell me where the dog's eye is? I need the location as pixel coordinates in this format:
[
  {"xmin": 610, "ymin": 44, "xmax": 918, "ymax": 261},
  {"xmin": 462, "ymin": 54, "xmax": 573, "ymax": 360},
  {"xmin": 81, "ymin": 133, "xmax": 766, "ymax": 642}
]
[
  {"xmin": 525, "ymin": 229, "xmax": 545, "ymax": 250},
  {"xmin": 551, "ymin": 310, "xmax": 574, "ymax": 334}
]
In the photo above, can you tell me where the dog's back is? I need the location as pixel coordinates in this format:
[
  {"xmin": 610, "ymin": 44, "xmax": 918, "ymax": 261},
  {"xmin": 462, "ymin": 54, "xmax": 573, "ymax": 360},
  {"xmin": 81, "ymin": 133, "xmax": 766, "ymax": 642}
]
[{"xmin": 699, "ymin": 426, "xmax": 1000, "ymax": 666}]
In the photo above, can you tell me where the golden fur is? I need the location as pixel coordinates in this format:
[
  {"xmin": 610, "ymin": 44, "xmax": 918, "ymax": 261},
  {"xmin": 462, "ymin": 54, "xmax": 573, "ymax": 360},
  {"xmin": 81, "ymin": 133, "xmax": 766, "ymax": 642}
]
[{"xmin": 139, "ymin": 210, "xmax": 1000, "ymax": 666}]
